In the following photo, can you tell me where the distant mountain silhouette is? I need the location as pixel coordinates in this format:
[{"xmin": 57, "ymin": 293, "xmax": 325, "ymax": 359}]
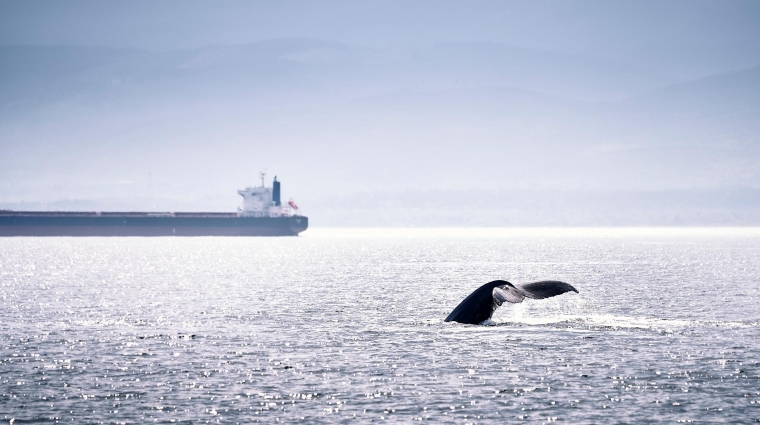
[
  {"xmin": 0, "ymin": 40, "xmax": 758, "ymax": 224},
  {"xmin": 0, "ymin": 40, "xmax": 674, "ymax": 109}
]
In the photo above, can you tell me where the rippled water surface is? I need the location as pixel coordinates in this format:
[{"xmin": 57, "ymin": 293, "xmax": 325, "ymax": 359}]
[{"xmin": 2, "ymin": 228, "xmax": 760, "ymax": 423}]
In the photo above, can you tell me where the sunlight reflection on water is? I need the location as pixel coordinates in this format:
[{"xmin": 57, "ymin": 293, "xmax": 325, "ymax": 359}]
[{"xmin": 1, "ymin": 229, "xmax": 759, "ymax": 423}]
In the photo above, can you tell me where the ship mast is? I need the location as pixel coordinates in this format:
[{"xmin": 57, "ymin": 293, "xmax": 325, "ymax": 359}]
[{"xmin": 260, "ymin": 171, "xmax": 266, "ymax": 188}]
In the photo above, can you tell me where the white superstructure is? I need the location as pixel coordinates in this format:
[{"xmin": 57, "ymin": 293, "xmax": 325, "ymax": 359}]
[{"xmin": 237, "ymin": 172, "xmax": 299, "ymax": 217}]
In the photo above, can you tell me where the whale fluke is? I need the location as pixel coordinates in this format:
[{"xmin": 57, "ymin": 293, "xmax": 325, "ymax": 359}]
[{"xmin": 444, "ymin": 280, "xmax": 578, "ymax": 325}]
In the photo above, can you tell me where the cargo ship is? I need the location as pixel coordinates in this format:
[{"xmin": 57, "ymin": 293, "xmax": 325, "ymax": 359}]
[{"xmin": 0, "ymin": 174, "xmax": 308, "ymax": 237}]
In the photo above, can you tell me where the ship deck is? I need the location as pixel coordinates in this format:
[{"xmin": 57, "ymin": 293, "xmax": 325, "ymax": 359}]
[{"xmin": 0, "ymin": 211, "xmax": 239, "ymax": 218}]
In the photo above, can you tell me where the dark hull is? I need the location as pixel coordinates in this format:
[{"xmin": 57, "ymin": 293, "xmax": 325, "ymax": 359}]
[{"xmin": 0, "ymin": 214, "xmax": 308, "ymax": 237}]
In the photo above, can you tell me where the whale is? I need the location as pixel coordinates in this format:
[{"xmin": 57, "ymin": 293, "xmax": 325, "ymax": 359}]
[{"xmin": 445, "ymin": 280, "xmax": 578, "ymax": 325}]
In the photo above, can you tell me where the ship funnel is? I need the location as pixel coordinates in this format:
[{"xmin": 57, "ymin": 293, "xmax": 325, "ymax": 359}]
[{"xmin": 273, "ymin": 176, "xmax": 281, "ymax": 206}]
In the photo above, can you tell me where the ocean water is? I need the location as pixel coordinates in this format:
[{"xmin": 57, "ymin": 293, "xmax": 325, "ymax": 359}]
[{"xmin": 1, "ymin": 228, "xmax": 759, "ymax": 424}]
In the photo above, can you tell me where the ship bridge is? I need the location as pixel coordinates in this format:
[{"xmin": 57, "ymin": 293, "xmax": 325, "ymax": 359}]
[{"xmin": 237, "ymin": 172, "xmax": 299, "ymax": 218}]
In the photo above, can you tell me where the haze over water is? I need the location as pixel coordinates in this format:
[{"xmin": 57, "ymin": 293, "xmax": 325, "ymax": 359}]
[
  {"xmin": 2, "ymin": 1, "xmax": 760, "ymax": 226},
  {"xmin": 2, "ymin": 229, "xmax": 759, "ymax": 423}
]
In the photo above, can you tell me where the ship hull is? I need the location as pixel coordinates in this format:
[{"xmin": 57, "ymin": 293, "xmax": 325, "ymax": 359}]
[{"xmin": 0, "ymin": 214, "xmax": 308, "ymax": 237}]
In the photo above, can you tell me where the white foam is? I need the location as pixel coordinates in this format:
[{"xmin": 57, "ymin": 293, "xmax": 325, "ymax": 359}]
[{"xmin": 491, "ymin": 313, "xmax": 757, "ymax": 331}]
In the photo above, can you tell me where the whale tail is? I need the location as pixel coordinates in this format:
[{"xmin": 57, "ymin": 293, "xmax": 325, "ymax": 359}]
[
  {"xmin": 445, "ymin": 280, "xmax": 578, "ymax": 325},
  {"xmin": 493, "ymin": 280, "xmax": 579, "ymax": 305}
]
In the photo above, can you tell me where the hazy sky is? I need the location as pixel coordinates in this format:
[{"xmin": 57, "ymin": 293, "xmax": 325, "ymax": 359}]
[
  {"xmin": 1, "ymin": 1, "xmax": 759, "ymax": 225},
  {"xmin": 2, "ymin": 0, "xmax": 760, "ymax": 77}
]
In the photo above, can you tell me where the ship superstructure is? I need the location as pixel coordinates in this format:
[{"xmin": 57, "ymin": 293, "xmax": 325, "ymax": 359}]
[
  {"xmin": 237, "ymin": 173, "xmax": 300, "ymax": 218},
  {"xmin": 0, "ymin": 175, "xmax": 307, "ymax": 237}
]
